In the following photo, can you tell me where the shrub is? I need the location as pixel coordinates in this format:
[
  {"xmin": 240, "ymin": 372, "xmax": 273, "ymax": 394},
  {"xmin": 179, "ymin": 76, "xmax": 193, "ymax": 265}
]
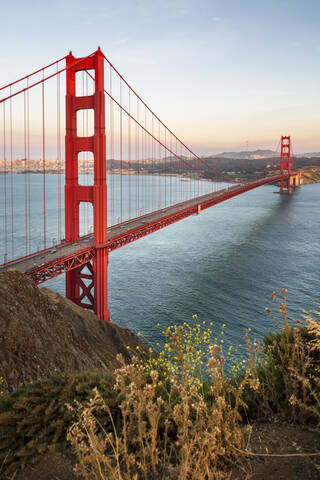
[
  {"xmin": 240, "ymin": 290, "xmax": 320, "ymax": 425},
  {"xmin": 0, "ymin": 371, "xmax": 116, "ymax": 475},
  {"xmin": 68, "ymin": 321, "xmax": 253, "ymax": 480},
  {"xmin": 1, "ymin": 292, "xmax": 319, "ymax": 479}
]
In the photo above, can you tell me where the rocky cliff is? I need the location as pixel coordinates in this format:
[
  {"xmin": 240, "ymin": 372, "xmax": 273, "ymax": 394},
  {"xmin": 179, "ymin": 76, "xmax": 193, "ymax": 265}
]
[{"xmin": 0, "ymin": 270, "xmax": 148, "ymax": 392}]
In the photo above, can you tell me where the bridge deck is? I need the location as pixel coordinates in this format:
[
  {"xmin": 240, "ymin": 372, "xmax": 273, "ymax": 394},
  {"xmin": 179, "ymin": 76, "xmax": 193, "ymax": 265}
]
[{"xmin": 0, "ymin": 174, "xmax": 288, "ymax": 284}]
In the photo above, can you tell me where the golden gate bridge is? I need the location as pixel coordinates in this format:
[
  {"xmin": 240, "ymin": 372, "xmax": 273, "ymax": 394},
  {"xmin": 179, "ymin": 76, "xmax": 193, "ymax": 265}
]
[{"xmin": 0, "ymin": 48, "xmax": 300, "ymax": 321}]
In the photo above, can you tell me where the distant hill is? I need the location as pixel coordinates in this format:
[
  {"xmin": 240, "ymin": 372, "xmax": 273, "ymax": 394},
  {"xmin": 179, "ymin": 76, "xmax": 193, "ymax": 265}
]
[
  {"xmin": 296, "ymin": 152, "xmax": 320, "ymax": 158},
  {"xmin": 213, "ymin": 150, "xmax": 277, "ymax": 160},
  {"xmin": 210, "ymin": 150, "xmax": 320, "ymax": 160}
]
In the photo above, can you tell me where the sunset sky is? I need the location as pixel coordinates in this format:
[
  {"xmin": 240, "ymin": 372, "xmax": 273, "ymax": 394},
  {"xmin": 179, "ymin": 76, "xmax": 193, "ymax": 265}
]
[{"xmin": 1, "ymin": 0, "xmax": 320, "ymax": 154}]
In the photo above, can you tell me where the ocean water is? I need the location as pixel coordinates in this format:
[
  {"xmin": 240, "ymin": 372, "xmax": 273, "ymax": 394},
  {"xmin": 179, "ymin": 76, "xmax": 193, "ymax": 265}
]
[{"xmin": 1, "ymin": 174, "xmax": 319, "ymax": 356}]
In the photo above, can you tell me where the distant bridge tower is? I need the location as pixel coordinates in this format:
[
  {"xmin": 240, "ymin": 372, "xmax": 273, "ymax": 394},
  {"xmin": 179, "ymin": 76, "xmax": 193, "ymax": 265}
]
[
  {"xmin": 280, "ymin": 135, "xmax": 291, "ymax": 194},
  {"xmin": 65, "ymin": 49, "xmax": 110, "ymax": 321}
]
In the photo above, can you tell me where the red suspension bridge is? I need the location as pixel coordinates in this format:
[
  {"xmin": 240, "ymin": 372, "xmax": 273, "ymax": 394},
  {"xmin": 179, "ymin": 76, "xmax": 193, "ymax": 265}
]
[{"xmin": 0, "ymin": 48, "xmax": 300, "ymax": 321}]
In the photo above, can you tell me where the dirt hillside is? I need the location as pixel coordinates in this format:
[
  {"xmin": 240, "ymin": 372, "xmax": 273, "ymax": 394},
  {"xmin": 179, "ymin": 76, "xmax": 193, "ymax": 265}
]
[
  {"xmin": 0, "ymin": 270, "xmax": 148, "ymax": 392},
  {"xmin": 301, "ymin": 167, "xmax": 320, "ymax": 184}
]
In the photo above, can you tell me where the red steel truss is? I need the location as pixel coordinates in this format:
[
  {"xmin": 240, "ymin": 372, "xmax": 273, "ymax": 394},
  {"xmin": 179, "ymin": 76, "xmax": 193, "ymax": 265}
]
[
  {"xmin": 27, "ymin": 248, "xmax": 94, "ymax": 284},
  {"xmin": 25, "ymin": 172, "xmax": 289, "ymax": 286}
]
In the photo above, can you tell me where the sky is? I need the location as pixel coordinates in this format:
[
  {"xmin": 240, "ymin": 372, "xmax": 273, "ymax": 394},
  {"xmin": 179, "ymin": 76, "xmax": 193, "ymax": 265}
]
[{"xmin": 1, "ymin": 0, "xmax": 320, "ymax": 154}]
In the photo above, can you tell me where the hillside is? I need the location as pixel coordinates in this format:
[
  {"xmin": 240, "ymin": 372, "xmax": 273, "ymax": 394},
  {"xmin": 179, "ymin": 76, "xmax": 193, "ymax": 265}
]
[
  {"xmin": 0, "ymin": 271, "xmax": 319, "ymax": 479},
  {"xmin": 0, "ymin": 270, "xmax": 148, "ymax": 392},
  {"xmin": 301, "ymin": 166, "xmax": 320, "ymax": 184},
  {"xmin": 212, "ymin": 149, "xmax": 276, "ymax": 159}
]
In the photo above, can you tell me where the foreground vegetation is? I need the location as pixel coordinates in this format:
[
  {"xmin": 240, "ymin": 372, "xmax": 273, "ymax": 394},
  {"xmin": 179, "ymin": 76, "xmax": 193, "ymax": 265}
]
[{"xmin": 0, "ymin": 291, "xmax": 319, "ymax": 479}]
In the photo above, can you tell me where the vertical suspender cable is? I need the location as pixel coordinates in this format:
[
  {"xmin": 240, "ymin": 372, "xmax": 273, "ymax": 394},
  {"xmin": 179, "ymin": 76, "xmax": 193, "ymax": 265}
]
[
  {"xmin": 187, "ymin": 149, "xmax": 189, "ymax": 199},
  {"xmin": 175, "ymin": 138, "xmax": 178, "ymax": 204},
  {"xmin": 110, "ymin": 67, "xmax": 114, "ymax": 226},
  {"xmin": 57, "ymin": 64, "xmax": 62, "ymax": 242},
  {"xmin": 197, "ymin": 157, "xmax": 200, "ymax": 197},
  {"xmin": 147, "ymin": 113, "xmax": 149, "ymax": 213},
  {"xmin": 143, "ymin": 113, "xmax": 146, "ymax": 213},
  {"xmin": 192, "ymin": 153, "xmax": 194, "ymax": 198},
  {"xmin": 24, "ymin": 90, "xmax": 28, "ymax": 255},
  {"xmin": 10, "ymin": 88, "xmax": 14, "ymax": 258},
  {"xmin": 188, "ymin": 150, "xmax": 190, "ymax": 200},
  {"xmin": 152, "ymin": 115, "xmax": 154, "ymax": 211},
  {"xmin": 120, "ymin": 78, "xmax": 123, "ymax": 223},
  {"xmin": 136, "ymin": 97, "xmax": 139, "ymax": 217},
  {"xmin": 170, "ymin": 134, "xmax": 172, "ymax": 206},
  {"xmin": 149, "ymin": 119, "xmax": 151, "ymax": 212},
  {"xmin": 194, "ymin": 154, "xmax": 196, "ymax": 199},
  {"xmin": 128, "ymin": 89, "xmax": 131, "ymax": 220},
  {"xmin": 158, "ymin": 121, "xmax": 161, "ymax": 209},
  {"xmin": 2, "ymin": 102, "xmax": 8, "ymax": 262},
  {"xmin": 144, "ymin": 106, "xmax": 147, "ymax": 213},
  {"xmin": 164, "ymin": 128, "xmax": 167, "ymax": 208},
  {"xmin": 27, "ymin": 81, "xmax": 31, "ymax": 254},
  {"xmin": 42, "ymin": 73, "xmax": 46, "ymax": 250},
  {"xmin": 180, "ymin": 143, "xmax": 183, "ymax": 201},
  {"xmin": 146, "ymin": 114, "xmax": 149, "ymax": 212},
  {"xmin": 189, "ymin": 150, "xmax": 191, "ymax": 200}
]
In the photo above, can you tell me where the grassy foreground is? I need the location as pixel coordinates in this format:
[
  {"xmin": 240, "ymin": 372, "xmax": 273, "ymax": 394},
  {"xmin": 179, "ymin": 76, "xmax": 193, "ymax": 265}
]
[{"xmin": 0, "ymin": 291, "xmax": 319, "ymax": 479}]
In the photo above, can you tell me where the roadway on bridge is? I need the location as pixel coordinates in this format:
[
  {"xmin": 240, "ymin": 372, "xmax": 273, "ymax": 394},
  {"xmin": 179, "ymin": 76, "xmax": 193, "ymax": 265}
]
[{"xmin": 0, "ymin": 176, "xmax": 283, "ymax": 276}]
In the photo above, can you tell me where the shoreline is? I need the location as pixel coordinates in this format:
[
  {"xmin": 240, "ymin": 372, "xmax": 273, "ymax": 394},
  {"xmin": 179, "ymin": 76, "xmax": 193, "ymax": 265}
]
[
  {"xmin": 0, "ymin": 169, "xmax": 320, "ymax": 185},
  {"xmin": 300, "ymin": 167, "xmax": 320, "ymax": 184}
]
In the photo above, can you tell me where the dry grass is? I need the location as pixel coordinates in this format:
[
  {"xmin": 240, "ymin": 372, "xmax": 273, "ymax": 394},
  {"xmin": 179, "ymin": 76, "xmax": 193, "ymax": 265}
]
[
  {"xmin": 1, "ymin": 290, "xmax": 318, "ymax": 479},
  {"xmin": 243, "ymin": 290, "xmax": 320, "ymax": 425},
  {"xmin": 68, "ymin": 292, "xmax": 320, "ymax": 479},
  {"xmin": 67, "ymin": 321, "xmax": 257, "ymax": 479}
]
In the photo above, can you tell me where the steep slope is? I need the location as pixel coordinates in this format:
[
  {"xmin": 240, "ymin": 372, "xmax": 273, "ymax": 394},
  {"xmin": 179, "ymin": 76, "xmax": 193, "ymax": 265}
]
[
  {"xmin": 301, "ymin": 166, "xmax": 320, "ymax": 184},
  {"xmin": 0, "ymin": 270, "xmax": 148, "ymax": 392}
]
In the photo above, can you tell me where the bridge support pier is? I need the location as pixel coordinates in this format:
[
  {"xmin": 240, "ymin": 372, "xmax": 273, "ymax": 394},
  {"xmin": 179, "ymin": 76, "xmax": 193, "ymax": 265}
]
[
  {"xmin": 290, "ymin": 171, "xmax": 302, "ymax": 189},
  {"xmin": 65, "ymin": 48, "xmax": 110, "ymax": 321},
  {"xmin": 66, "ymin": 262, "xmax": 94, "ymax": 309},
  {"xmin": 279, "ymin": 136, "xmax": 291, "ymax": 194}
]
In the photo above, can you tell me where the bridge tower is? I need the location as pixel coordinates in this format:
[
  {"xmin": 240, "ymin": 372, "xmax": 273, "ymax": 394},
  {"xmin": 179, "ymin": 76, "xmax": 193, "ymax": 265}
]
[
  {"xmin": 65, "ymin": 48, "xmax": 110, "ymax": 321},
  {"xmin": 280, "ymin": 135, "xmax": 291, "ymax": 194}
]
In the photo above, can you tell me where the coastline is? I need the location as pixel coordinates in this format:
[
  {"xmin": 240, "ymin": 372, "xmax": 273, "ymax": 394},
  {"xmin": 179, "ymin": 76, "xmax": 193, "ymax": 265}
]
[
  {"xmin": 1, "ymin": 168, "xmax": 320, "ymax": 184},
  {"xmin": 300, "ymin": 167, "xmax": 320, "ymax": 185}
]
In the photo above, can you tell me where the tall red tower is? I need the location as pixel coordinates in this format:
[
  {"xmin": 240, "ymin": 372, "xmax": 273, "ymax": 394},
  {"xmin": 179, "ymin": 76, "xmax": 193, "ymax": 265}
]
[
  {"xmin": 65, "ymin": 48, "xmax": 110, "ymax": 321},
  {"xmin": 280, "ymin": 135, "xmax": 291, "ymax": 194}
]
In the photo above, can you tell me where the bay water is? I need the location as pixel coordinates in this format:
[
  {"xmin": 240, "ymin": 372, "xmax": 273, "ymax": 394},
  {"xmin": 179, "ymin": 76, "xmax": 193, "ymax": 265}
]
[{"xmin": 1, "ymin": 174, "xmax": 319, "ymax": 357}]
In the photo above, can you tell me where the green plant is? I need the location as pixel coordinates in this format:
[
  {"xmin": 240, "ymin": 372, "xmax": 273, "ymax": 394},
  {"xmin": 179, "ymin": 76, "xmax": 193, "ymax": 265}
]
[
  {"xmin": 1, "ymin": 292, "xmax": 319, "ymax": 479},
  {"xmin": 68, "ymin": 320, "xmax": 254, "ymax": 480},
  {"xmin": 0, "ymin": 371, "xmax": 116, "ymax": 475},
  {"xmin": 240, "ymin": 291, "xmax": 320, "ymax": 425}
]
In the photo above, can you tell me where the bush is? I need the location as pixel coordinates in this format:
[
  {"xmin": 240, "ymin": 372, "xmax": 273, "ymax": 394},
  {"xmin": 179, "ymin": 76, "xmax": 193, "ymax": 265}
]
[
  {"xmin": 68, "ymin": 321, "xmax": 253, "ymax": 480},
  {"xmin": 1, "ymin": 292, "xmax": 319, "ymax": 479},
  {"xmin": 240, "ymin": 290, "xmax": 320, "ymax": 425},
  {"xmin": 0, "ymin": 371, "xmax": 116, "ymax": 475}
]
